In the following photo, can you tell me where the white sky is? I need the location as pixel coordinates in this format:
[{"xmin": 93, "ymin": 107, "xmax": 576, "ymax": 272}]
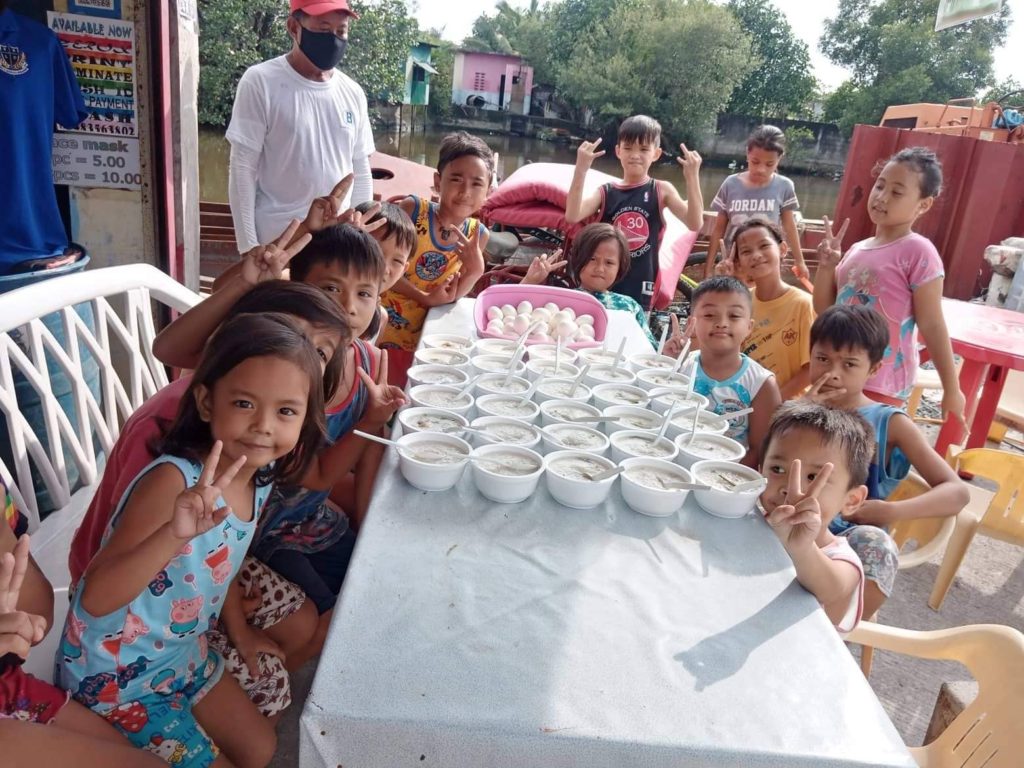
[{"xmin": 409, "ymin": 0, "xmax": 1021, "ymax": 92}]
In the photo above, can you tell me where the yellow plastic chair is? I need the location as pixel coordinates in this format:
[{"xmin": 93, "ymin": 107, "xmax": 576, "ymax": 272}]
[
  {"xmin": 848, "ymin": 620, "xmax": 1024, "ymax": 767},
  {"xmin": 929, "ymin": 448, "xmax": 1024, "ymax": 611},
  {"xmin": 858, "ymin": 471, "xmax": 960, "ymax": 676}
]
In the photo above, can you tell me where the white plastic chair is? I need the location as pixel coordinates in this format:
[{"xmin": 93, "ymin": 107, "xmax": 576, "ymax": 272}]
[{"xmin": 1, "ymin": 264, "xmax": 199, "ymax": 587}]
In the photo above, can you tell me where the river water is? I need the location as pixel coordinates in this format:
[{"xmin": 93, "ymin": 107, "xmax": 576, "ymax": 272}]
[{"xmin": 198, "ymin": 126, "xmax": 840, "ymax": 219}]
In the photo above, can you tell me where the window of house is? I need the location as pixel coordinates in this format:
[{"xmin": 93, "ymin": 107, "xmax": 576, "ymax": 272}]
[{"xmin": 474, "ymin": 72, "xmax": 486, "ymax": 90}]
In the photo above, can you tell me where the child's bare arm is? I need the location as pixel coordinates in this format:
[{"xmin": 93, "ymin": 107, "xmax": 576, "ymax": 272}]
[
  {"xmin": 789, "ymin": 539, "xmax": 862, "ymax": 626},
  {"xmin": 779, "ymin": 365, "xmax": 812, "ymax": 401},
  {"xmin": 301, "ymin": 351, "xmax": 406, "ymax": 492},
  {"xmin": 452, "ymin": 227, "xmax": 488, "ymax": 300},
  {"xmin": 742, "ymin": 377, "xmax": 781, "ymax": 468},
  {"xmin": 703, "ymin": 214, "xmax": 728, "ymax": 280},
  {"xmin": 844, "ymin": 412, "xmax": 969, "ymax": 527},
  {"xmin": 565, "ymin": 139, "xmax": 605, "ymax": 224},
  {"xmin": 764, "ymin": 462, "xmax": 861, "ymax": 626},
  {"xmin": 154, "ymin": 276, "xmax": 251, "ymax": 369},
  {"xmin": 0, "ymin": 523, "xmax": 53, "ymax": 632},
  {"xmin": 155, "ymin": 221, "xmax": 311, "ymax": 369},
  {"xmin": 220, "ymin": 576, "xmax": 283, "ymax": 675},
  {"xmin": 780, "ymin": 209, "xmax": 806, "ymax": 279},
  {"xmin": 812, "ymin": 216, "xmax": 848, "ymax": 314},
  {"xmin": 913, "ymin": 278, "xmax": 967, "ymax": 431},
  {"xmin": 82, "ymin": 445, "xmax": 244, "ymax": 617},
  {"xmin": 81, "ymin": 465, "xmax": 192, "ymax": 616},
  {"xmin": 662, "ymin": 144, "xmax": 704, "ymax": 232}
]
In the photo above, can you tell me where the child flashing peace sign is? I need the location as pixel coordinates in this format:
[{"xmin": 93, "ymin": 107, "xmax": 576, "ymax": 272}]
[{"xmin": 758, "ymin": 403, "xmax": 872, "ymax": 633}]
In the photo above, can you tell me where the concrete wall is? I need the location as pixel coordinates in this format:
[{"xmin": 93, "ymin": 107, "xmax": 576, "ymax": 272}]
[{"xmin": 705, "ymin": 114, "xmax": 849, "ymax": 171}]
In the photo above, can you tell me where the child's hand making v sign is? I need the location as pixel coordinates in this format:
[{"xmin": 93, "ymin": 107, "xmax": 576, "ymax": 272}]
[
  {"xmin": 169, "ymin": 441, "xmax": 247, "ymax": 541},
  {"xmin": 0, "ymin": 536, "xmax": 46, "ymax": 662},
  {"xmin": 764, "ymin": 459, "xmax": 831, "ymax": 549}
]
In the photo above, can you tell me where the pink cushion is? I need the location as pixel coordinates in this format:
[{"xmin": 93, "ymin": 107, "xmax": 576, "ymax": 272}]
[
  {"xmin": 654, "ymin": 212, "xmax": 698, "ymax": 310},
  {"xmin": 482, "ymin": 163, "xmax": 617, "ymax": 211}
]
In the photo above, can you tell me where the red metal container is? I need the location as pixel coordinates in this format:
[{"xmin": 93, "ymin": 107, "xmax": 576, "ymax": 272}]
[{"xmin": 832, "ymin": 125, "xmax": 1024, "ymax": 299}]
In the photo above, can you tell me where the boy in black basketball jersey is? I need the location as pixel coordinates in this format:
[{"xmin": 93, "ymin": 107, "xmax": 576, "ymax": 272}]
[{"xmin": 565, "ymin": 115, "xmax": 704, "ymax": 308}]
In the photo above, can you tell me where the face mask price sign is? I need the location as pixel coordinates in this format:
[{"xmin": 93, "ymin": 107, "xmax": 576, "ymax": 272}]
[{"xmin": 51, "ymin": 134, "xmax": 142, "ymax": 190}]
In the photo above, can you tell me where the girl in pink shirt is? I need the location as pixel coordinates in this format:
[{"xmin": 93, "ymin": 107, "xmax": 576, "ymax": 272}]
[{"xmin": 813, "ymin": 147, "xmax": 965, "ymax": 429}]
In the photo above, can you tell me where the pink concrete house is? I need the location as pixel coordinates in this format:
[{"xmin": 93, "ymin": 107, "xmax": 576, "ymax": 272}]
[{"xmin": 452, "ymin": 50, "xmax": 533, "ymax": 115}]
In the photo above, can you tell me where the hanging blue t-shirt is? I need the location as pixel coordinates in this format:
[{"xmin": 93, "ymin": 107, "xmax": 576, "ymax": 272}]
[{"xmin": 0, "ymin": 9, "xmax": 87, "ymax": 273}]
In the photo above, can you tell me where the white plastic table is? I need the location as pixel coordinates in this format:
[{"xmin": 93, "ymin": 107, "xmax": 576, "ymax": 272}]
[{"xmin": 300, "ymin": 300, "xmax": 914, "ymax": 768}]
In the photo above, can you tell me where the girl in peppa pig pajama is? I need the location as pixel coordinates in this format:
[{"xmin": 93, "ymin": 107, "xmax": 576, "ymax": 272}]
[{"xmin": 57, "ymin": 313, "xmax": 327, "ymax": 768}]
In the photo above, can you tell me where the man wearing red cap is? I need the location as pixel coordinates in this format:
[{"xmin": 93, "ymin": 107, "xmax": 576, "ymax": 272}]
[{"xmin": 226, "ymin": 0, "xmax": 374, "ymax": 259}]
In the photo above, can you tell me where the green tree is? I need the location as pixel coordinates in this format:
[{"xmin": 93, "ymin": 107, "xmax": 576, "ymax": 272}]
[
  {"xmin": 197, "ymin": 0, "xmax": 418, "ymax": 127},
  {"xmin": 197, "ymin": 0, "xmax": 290, "ymax": 126},
  {"xmin": 346, "ymin": 0, "xmax": 418, "ymax": 103},
  {"xmin": 559, "ymin": 0, "xmax": 755, "ymax": 140},
  {"xmin": 427, "ymin": 40, "xmax": 456, "ymax": 120},
  {"xmin": 724, "ymin": 0, "xmax": 816, "ymax": 119},
  {"xmin": 820, "ymin": 0, "xmax": 1011, "ymax": 135},
  {"xmin": 980, "ymin": 76, "xmax": 1023, "ymax": 105}
]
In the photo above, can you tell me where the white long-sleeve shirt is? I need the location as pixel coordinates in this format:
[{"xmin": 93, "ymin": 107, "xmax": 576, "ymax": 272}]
[{"xmin": 226, "ymin": 55, "xmax": 375, "ymax": 253}]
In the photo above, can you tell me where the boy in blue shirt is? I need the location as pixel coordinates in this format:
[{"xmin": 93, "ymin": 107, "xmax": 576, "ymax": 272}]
[
  {"xmin": 564, "ymin": 115, "xmax": 704, "ymax": 308},
  {"xmin": 805, "ymin": 304, "xmax": 969, "ymax": 616}
]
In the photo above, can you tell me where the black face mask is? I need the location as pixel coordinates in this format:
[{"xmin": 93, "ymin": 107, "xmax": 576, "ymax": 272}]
[{"xmin": 298, "ymin": 27, "xmax": 348, "ymax": 71}]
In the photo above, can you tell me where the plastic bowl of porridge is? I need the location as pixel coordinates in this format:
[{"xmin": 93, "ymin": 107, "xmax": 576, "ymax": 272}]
[
  {"xmin": 540, "ymin": 423, "xmax": 609, "ymax": 456},
  {"xmin": 396, "ymin": 432, "xmax": 471, "ymax": 491},
  {"xmin": 469, "ymin": 417, "xmax": 542, "ymax": 450},
  {"xmin": 576, "ymin": 347, "xmax": 623, "ymax": 368},
  {"xmin": 413, "ymin": 347, "xmax": 471, "ymax": 370},
  {"xmin": 534, "ymin": 377, "xmax": 592, "ymax": 405},
  {"xmin": 650, "ymin": 389, "xmax": 710, "ymax": 415},
  {"xmin": 628, "ymin": 352, "xmax": 677, "ymax": 372},
  {"xmin": 398, "ymin": 407, "xmax": 469, "ymax": 437},
  {"xmin": 472, "ymin": 338, "xmax": 518, "ymax": 358},
  {"xmin": 583, "ymin": 365, "xmax": 638, "ymax": 388},
  {"xmin": 421, "ymin": 333, "xmax": 473, "ymax": 352},
  {"xmin": 690, "ymin": 459, "xmax": 764, "ymax": 518},
  {"xmin": 408, "ymin": 385, "xmax": 475, "ymax": 418},
  {"xmin": 527, "ymin": 344, "xmax": 579, "ymax": 365},
  {"xmin": 475, "ymin": 394, "xmax": 541, "ymax": 424},
  {"xmin": 619, "ymin": 458, "xmax": 695, "ymax": 517},
  {"xmin": 609, "ymin": 429, "xmax": 679, "ymax": 464},
  {"xmin": 406, "ymin": 364, "xmax": 470, "ymax": 389},
  {"xmin": 674, "ymin": 432, "xmax": 746, "ymax": 470},
  {"xmin": 601, "ymin": 405, "xmax": 661, "ymax": 436},
  {"xmin": 525, "ymin": 358, "xmax": 581, "ymax": 383},
  {"xmin": 470, "ymin": 444, "xmax": 545, "ymax": 504},
  {"xmin": 474, "ymin": 373, "xmax": 531, "ymax": 397},
  {"xmin": 665, "ymin": 409, "xmax": 730, "ymax": 441},
  {"xmin": 635, "ymin": 369, "xmax": 690, "ymax": 392},
  {"xmin": 540, "ymin": 399, "xmax": 603, "ymax": 427},
  {"xmin": 471, "ymin": 354, "xmax": 526, "ymax": 378},
  {"xmin": 591, "ymin": 383, "xmax": 651, "ymax": 411},
  {"xmin": 544, "ymin": 450, "xmax": 618, "ymax": 509}
]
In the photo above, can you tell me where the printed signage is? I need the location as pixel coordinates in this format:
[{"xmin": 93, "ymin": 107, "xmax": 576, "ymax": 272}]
[
  {"xmin": 51, "ymin": 134, "xmax": 142, "ymax": 190},
  {"xmin": 47, "ymin": 11, "xmax": 141, "ymax": 189},
  {"xmin": 68, "ymin": 0, "xmax": 123, "ymax": 19},
  {"xmin": 935, "ymin": 0, "xmax": 1003, "ymax": 31},
  {"xmin": 47, "ymin": 12, "xmax": 137, "ymax": 137}
]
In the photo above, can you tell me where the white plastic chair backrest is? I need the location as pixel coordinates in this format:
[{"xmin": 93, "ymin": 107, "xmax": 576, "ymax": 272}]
[
  {"xmin": 21, "ymin": 586, "xmax": 70, "ymax": 684},
  {"xmin": 1, "ymin": 264, "xmax": 200, "ymax": 529}
]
